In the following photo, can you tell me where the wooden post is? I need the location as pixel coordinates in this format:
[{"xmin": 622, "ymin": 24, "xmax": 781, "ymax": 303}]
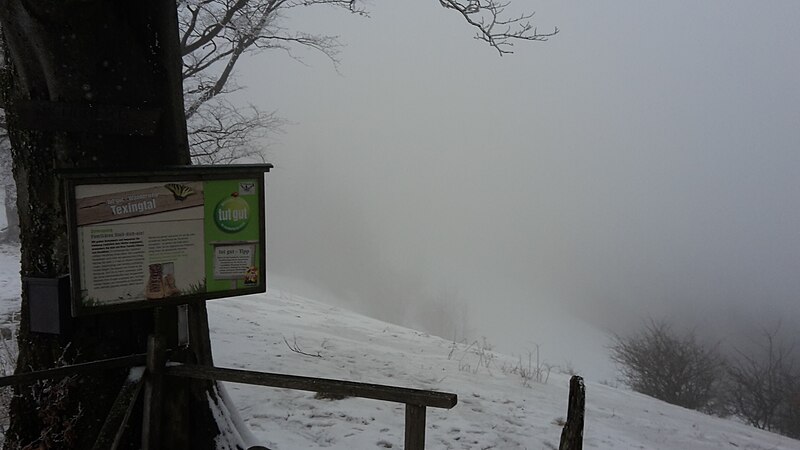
[
  {"xmin": 142, "ymin": 334, "xmax": 166, "ymax": 450},
  {"xmin": 92, "ymin": 375, "xmax": 145, "ymax": 450},
  {"xmin": 559, "ymin": 375, "xmax": 585, "ymax": 450},
  {"xmin": 404, "ymin": 404, "xmax": 427, "ymax": 450}
]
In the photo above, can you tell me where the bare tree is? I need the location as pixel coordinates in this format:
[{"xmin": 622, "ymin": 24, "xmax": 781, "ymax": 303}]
[
  {"xmin": 610, "ymin": 319, "xmax": 725, "ymax": 411},
  {"xmin": 177, "ymin": 0, "xmax": 558, "ymax": 163},
  {"xmin": 726, "ymin": 326, "xmax": 799, "ymax": 436}
]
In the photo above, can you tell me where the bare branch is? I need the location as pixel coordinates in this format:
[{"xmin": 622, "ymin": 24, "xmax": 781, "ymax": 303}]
[
  {"xmin": 178, "ymin": 2, "xmax": 204, "ymax": 50},
  {"xmin": 283, "ymin": 335, "xmax": 322, "ymax": 358},
  {"xmin": 179, "ymin": 0, "xmax": 345, "ymax": 124},
  {"xmin": 181, "ymin": 0, "xmax": 256, "ymax": 56},
  {"xmin": 187, "ymin": 97, "xmax": 283, "ymax": 164},
  {"xmin": 284, "ymin": 0, "xmax": 367, "ymax": 16},
  {"xmin": 438, "ymin": 0, "xmax": 558, "ymax": 55}
]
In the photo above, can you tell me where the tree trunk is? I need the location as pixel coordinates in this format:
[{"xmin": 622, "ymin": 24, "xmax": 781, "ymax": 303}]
[{"xmin": 0, "ymin": 2, "xmax": 220, "ymax": 448}]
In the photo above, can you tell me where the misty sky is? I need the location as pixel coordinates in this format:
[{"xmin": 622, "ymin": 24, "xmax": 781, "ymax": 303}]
[{"xmin": 231, "ymin": 1, "xmax": 800, "ymax": 377}]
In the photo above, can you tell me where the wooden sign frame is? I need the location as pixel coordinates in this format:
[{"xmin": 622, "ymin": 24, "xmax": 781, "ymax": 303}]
[{"xmin": 61, "ymin": 165, "xmax": 272, "ymax": 316}]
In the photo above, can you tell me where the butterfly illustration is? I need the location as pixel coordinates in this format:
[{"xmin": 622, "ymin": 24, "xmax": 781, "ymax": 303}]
[
  {"xmin": 164, "ymin": 183, "xmax": 195, "ymax": 201},
  {"xmin": 239, "ymin": 182, "xmax": 255, "ymax": 194}
]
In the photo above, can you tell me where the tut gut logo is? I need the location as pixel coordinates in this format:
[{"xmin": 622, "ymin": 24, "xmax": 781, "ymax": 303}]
[{"xmin": 214, "ymin": 192, "xmax": 250, "ymax": 232}]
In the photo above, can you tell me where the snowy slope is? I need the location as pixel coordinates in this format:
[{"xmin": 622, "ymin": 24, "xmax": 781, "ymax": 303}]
[
  {"xmin": 0, "ymin": 246, "xmax": 798, "ymax": 449},
  {"xmin": 208, "ymin": 292, "xmax": 800, "ymax": 450}
]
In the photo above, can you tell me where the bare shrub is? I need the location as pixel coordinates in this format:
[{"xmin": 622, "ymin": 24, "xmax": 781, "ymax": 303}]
[
  {"xmin": 726, "ymin": 326, "xmax": 799, "ymax": 438},
  {"xmin": 502, "ymin": 353, "xmax": 534, "ymax": 387},
  {"xmin": 610, "ymin": 318, "xmax": 724, "ymax": 410},
  {"xmin": 502, "ymin": 344, "xmax": 554, "ymax": 387},
  {"xmin": 772, "ymin": 376, "xmax": 800, "ymax": 439},
  {"xmin": 777, "ymin": 379, "xmax": 800, "ymax": 438},
  {"xmin": 455, "ymin": 337, "xmax": 495, "ymax": 375}
]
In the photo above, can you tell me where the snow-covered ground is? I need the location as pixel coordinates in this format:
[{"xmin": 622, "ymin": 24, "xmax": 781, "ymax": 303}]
[
  {"xmin": 1, "ymin": 246, "xmax": 798, "ymax": 449},
  {"xmin": 0, "ymin": 245, "xmax": 20, "ymax": 332},
  {"xmin": 208, "ymin": 291, "xmax": 800, "ymax": 450}
]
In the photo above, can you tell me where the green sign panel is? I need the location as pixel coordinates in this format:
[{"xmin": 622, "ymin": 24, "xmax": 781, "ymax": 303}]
[{"xmin": 63, "ymin": 165, "xmax": 270, "ymax": 316}]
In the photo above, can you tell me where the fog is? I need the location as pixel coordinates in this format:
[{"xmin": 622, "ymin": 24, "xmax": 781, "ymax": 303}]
[{"xmin": 233, "ymin": 1, "xmax": 800, "ymax": 380}]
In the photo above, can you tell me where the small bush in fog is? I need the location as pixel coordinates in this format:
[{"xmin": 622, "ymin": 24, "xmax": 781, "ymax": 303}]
[
  {"xmin": 726, "ymin": 327, "xmax": 800, "ymax": 438},
  {"xmin": 609, "ymin": 318, "xmax": 725, "ymax": 411}
]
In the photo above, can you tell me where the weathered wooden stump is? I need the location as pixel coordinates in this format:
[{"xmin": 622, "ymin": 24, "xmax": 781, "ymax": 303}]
[{"xmin": 559, "ymin": 375, "xmax": 585, "ymax": 450}]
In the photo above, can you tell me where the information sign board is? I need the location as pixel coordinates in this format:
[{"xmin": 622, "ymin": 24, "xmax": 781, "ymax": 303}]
[{"xmin": 62, "ymin": 165, "xmax": 271, "ymax": 316}]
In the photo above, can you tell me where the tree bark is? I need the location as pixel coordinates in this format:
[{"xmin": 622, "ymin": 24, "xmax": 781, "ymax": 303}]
[{"xmin": 0, "ymin": 1, "xmax": 219, "ymax": 448}]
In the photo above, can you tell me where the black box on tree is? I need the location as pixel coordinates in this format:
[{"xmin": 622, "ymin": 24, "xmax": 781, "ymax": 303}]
[{"xmin": 25, "ymin": 275, "xmax": 72, "ymax": 335}]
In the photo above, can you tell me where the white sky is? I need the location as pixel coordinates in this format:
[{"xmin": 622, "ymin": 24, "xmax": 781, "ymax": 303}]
[{"xmin": 232, "ymin": 1, "xmax": 800, "ymax": 353}]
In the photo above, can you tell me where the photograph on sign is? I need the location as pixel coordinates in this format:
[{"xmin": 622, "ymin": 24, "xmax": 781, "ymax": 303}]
[{"xmin": 72, "ymin": 176, "xmax": 263, "ymax": 311}]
